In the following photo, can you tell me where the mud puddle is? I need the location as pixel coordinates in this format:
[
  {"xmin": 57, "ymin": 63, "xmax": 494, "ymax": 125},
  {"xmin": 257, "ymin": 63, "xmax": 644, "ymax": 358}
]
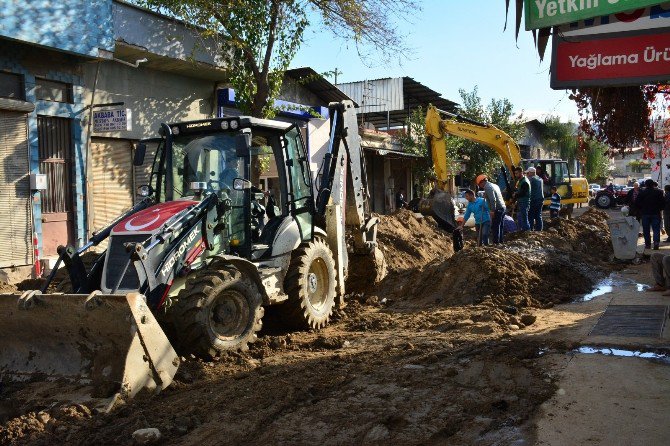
[
  {"xmin": 577, "ymin": 274, "xmax": 648, "ymax": 302},
  {"xmin": 576, "ymin": 346, "xmax": 670, "ymax": 363}
]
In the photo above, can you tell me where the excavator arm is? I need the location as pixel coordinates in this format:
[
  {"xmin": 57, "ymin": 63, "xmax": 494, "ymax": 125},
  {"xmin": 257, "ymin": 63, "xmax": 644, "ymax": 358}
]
[{"xmin": 425, "ymin": 105, "xmax": 522, "ymax": 190}]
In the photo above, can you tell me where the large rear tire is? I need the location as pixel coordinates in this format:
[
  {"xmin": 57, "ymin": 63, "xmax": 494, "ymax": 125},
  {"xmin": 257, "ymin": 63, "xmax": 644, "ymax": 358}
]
[
  {"xmin": 281, "ymin": 237, "xmax": 336, "ymax": 330},
  {"xmin": 170, "ymin": 261, "xmax": 263, "ymax": 359}
]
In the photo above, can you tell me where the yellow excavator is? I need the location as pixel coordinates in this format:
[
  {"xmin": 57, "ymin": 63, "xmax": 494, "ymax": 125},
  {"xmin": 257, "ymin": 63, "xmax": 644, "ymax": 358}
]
[
  {"xmin": 411, "ymin": 105, "xmax": 588, "ymax": 230},
  {"xmin": 422, "ymin": 105, "xmax": 588, "ymax": 214}
]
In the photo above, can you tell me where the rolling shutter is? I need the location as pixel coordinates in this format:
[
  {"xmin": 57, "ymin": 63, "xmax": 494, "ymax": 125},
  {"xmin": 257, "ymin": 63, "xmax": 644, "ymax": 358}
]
[
  {"xmin": 0, "ymin": 111, "xmax": 32, "ymax": 267},
  {"xmin": 91, "ymin": 138, "xmax": 133, "ymax": 250}
]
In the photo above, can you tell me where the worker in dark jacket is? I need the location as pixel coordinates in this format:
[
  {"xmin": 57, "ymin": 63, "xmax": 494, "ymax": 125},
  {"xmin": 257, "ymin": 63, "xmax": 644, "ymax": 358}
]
[
  {"xmin": 635, "ymin": 179, "xmax": 665, "ymax": 249},
  {"xmin": 512, "ymin": 167, "xmax": 530, "ymax": 231}
]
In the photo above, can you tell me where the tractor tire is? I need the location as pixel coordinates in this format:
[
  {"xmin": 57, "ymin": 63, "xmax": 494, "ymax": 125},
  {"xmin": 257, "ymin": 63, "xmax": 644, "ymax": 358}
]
[
  {"xmin": 595, "ymin": 194, "xmax": 612, "ymax": 209},
  {"xmin": 281, "ymin": 237, "xmax": 336, "ymax": 330},
  {"xmin": 170, "ymin": 261, "xmax": 264, "ymax": 359}
]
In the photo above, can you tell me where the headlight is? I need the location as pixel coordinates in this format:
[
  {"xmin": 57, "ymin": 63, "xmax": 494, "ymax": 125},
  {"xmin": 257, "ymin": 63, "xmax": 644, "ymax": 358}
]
[
  {"xmin": 171, "ymin": 126, "xmax": 180, "ymax": 135},
  {"xmin": 220, "ymin": 120, "xmax": 229, "ymax": 130},
  {"xmin": 230, "ymin": 120, "xmax": 239, "ymax": 129}
]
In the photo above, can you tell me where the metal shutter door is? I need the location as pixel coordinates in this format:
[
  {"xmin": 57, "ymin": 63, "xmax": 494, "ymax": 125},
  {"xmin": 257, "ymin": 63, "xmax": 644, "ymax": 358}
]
[
  {"xmin": 0, "ymin": 111, "xmax": 32, "ymax": 267},
  {"xmin": 91, "ymin": 139, "xmax": 133, "ymax": 250}
]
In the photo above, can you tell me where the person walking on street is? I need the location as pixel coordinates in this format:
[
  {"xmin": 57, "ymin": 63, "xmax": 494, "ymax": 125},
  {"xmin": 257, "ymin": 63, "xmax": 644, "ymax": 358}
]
[
  {"xmin": 549, "ymin": 186, "xmax": 561, "ymax": 219},
  {"xmin": 527, "ymin": 166, "xmax": 544, "ymax": 231},
  {"xmin": 476, "ymin": 174, "xmax": 506, "ymax": 244},
  {"xmin": 664, "ymin": 184, "xmax": 670, "ymax": 243},
  {"xmin": 513, "ymin": 167, "xmax": 531, "ymax": 231},
  {"xmin": 626, "ymin": 182, "xmax": 641, "ymax": 222},
  {"xmin": 460, "ymin": 189, "xmax": 491, "ymax": 246},
  {"xmin": 635, "ymin": 179, "xmax": 664, "ymax": 250}
]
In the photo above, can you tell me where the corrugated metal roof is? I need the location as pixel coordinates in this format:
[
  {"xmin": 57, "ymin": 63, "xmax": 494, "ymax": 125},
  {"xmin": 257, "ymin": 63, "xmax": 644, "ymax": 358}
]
[{"xmin": 336, "ymin": 77, "xmax": 458, "ymax": 129}]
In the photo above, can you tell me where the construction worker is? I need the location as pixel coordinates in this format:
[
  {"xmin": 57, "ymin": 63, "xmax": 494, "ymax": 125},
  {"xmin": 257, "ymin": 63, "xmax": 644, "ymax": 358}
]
[
  {"xmin": 459, "ymin": 189, "xmax": 491, "ymax": 246},
  {"xmin": 512, "ymin": 167, "xmax": 531, "ymax": 231},
  {"xmin": 527, "ymin": 166, "xmax": 544, "ymax": 231},
  {"xmin": 476, "ymin": 174, "xmax": 506, "ymax": 244}
]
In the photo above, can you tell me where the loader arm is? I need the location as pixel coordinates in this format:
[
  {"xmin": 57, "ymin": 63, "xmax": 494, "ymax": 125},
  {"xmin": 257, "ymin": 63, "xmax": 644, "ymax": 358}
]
[{"xmin": 425, "ymin": 105, "xmax": 522, "ymax": 190}]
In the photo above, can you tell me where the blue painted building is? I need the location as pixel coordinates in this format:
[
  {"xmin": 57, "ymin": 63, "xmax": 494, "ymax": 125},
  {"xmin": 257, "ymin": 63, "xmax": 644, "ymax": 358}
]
[{"xmin": 0, "ymin": 0, "xmax": 114, "ymax": 270}]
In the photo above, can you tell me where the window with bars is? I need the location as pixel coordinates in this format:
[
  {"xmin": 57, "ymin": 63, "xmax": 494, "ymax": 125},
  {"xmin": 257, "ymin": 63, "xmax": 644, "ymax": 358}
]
[{"xmin": 37, "ymin": 116, "xmax": 73, "ymax": 214}]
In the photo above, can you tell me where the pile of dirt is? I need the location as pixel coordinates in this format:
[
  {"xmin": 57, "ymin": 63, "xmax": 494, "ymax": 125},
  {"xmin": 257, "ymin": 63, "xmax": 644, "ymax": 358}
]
[
  {"xmin": 388, "ymin": 209, "xmax": 613, "ymax": 320},
  {"xmin": 374, "ymin": 209, "xmax": 453, "ymax": 272}
]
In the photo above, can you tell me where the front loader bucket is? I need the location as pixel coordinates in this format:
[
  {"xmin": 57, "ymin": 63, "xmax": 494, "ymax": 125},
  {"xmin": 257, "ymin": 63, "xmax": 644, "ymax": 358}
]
[{"xmin": 0, "ymin": 291, "xmax": 179, "ymax": 411}]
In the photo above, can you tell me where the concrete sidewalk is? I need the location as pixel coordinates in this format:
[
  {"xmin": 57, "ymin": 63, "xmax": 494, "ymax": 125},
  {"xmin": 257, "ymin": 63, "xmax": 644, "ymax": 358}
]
[{"xmin": 530, "ymin": 236, "xmax": 670, "ymax": 445}]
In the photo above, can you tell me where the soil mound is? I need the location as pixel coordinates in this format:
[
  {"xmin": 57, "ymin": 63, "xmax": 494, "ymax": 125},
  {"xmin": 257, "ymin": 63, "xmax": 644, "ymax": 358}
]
[
  {"xmin": 375, "ymin": 209, "xmax": 453, "ymax": 272},
  {"xmin": 389, "ymin": 209, "xmax": 613, "ymax": 313}
]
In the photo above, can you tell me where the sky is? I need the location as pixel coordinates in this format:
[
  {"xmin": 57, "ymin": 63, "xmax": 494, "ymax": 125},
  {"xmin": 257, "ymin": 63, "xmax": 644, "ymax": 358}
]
[{"xmin": 290, "ymin": 0, "xmax": 579, "ymax": 123}]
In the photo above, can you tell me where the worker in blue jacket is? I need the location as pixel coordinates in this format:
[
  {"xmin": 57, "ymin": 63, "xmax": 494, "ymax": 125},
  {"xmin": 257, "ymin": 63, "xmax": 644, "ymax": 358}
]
[{"xmin": 459, "ymin": 189, "xmax": 491, "ymax": 246}]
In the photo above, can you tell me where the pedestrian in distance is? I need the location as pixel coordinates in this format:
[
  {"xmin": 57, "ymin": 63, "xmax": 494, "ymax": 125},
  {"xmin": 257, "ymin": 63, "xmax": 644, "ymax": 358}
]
[
  {"xmin": 635, "ymin": 179, "xmax": 664, "ymax": 250},
  {"xmin": 476, "ymin": 174, "xmax": 506, "ymax": 244},
  {"xmin": 549, "ymin": 186, "xmax": 561, "ymax": 219},
  {"xmin": 512, "ymin": 166, "xmax": 531, "ymax": 231},
  {"xmin": 647, "ymin": 252, "xmax": 670, "ymax": 295},
  {"xmin": 459, "ymin": 189, "xmax": 491, "ymax": 246},
  {"xmin": 527, "ymin": 166, "xmax": 544, "ymax": 231},
  {"xmin": 663, "ymin": 184, "xmax": 670, "ymax": 243},
  {"xmin": 626, "ymin": 182, "xmax": 641, "ymax": 222}
]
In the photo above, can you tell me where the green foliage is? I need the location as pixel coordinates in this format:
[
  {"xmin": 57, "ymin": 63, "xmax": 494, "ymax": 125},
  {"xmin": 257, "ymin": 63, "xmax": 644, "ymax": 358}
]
[
  {"xmin": 448, "ymin": 86, "xmax": 525, "ymax": 183},
  {"xmin": 583, "ymin": 139, "xmax": 611, "ymax": 181},
  {"xmin": 542, "ymin": 115, "xmax": 579, "ymax": 165},
  {"xmin": 627, "ymin": 159, "xmax": 652, "ymax": 174}
]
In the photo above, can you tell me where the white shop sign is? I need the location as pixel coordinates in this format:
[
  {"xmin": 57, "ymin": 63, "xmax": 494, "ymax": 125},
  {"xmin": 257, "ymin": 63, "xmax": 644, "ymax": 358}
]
[{"xmin": 93, "ymin": 108, "xmax": 132, "ymax": 132}]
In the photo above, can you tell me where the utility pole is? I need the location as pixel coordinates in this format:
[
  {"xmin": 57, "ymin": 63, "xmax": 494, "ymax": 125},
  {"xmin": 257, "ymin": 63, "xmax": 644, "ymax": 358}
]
[{"xmin": 332, "ymin": 67, "xmax": 342, "ymax": 85}]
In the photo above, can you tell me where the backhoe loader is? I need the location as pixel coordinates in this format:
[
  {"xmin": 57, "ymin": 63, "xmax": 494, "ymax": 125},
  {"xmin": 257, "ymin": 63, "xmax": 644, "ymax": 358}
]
[
  {"xmin": 0, "ymin": 100, "xmax": 384, "ymax": 411},
  {"xmin": 414, "ymin": 105, "xmax": 589, "ymax": 226}
]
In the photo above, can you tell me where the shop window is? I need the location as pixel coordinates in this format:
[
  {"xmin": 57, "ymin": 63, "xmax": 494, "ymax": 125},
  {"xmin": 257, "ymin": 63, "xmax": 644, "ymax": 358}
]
[
  {"xmin": 35, "ymin": 78, "xmax": 73, "ymax": 103},
  {"xmin": 0, "ymin": 72, "xmax": 24, "ymax": 100}
]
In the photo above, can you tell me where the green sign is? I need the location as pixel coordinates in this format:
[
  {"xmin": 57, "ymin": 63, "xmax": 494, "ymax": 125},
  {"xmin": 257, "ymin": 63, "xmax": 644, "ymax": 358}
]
[{"xmin": 525, "ymin": 0, "xmax": 663, "ymax": 30}]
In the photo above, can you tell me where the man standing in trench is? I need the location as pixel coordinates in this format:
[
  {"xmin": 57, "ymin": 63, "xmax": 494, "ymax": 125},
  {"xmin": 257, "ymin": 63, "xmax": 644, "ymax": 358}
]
[{"xmin": 477, "ymin": 174, "xmax": 506, "ymax": 244}]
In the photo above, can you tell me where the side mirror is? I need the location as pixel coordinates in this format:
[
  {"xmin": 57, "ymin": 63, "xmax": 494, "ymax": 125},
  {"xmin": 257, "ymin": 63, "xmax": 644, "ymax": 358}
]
[
  {"xmin": 137, "ymin": 184, "xmax": 154, "ymax": 197},
  {"xmin": 233, "ymin": 178, "xmax": 252, "ymax": 191},
  {"xmin": 235, "ymin": 133, "xmax": 251, "ymax": 158},
  {"xmin": 134, "ymin": 143, "xmax": 147, "ymax": 166}
]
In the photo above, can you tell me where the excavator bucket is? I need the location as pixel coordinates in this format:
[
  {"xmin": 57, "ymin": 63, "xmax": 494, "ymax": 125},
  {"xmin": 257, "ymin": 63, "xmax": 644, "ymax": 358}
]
[
  {"xmin": 410, "ymin": 191, "xmax": 457, "ymax": 232},
  {"xmin": 0, "ymin": 290, "xmax": 179, "ymax": 412}
]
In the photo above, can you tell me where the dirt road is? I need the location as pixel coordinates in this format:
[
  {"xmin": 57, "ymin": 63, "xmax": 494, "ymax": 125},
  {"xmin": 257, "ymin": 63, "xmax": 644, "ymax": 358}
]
[{"xmin": 1, "ymin": 208, "xmax": 668, "ymax": 445}]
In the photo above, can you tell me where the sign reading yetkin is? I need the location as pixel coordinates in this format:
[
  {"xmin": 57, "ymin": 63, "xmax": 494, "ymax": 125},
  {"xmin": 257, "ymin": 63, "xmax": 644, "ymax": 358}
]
[
  {"xmin": 526, "ymin": 0, "xmax": 663, "ymax": 30},
  {"xmin": 93, "ymin": 108, "xmax": 132, "ymax": 132},
  {"xmin": 551, "ymin": 29, "xmax": 670, "ymax": 88}
]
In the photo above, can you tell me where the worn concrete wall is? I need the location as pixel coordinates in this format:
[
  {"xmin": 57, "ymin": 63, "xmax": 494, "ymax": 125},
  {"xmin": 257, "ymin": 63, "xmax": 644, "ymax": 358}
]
[
  {"xmin": 0, "ymin": 0, "xmax": 114, "ymax": 57},
  {"xmin": 82, "ymin": 61, "xmax": 217, "ymax": 140},
  {"xmin": 114, "ymin": 0, "xmax": 222, "ymax": 68}
]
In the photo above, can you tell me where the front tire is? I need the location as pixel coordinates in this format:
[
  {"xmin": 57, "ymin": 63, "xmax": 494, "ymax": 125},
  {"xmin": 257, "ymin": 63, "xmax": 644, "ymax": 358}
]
[
  {"xmin": 170, "ymin": 261, "xmax": 263, "ymax": 359},
  {"xmin": 281, "ymin": 237, "xmax": 336, "ymax": 330}
]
